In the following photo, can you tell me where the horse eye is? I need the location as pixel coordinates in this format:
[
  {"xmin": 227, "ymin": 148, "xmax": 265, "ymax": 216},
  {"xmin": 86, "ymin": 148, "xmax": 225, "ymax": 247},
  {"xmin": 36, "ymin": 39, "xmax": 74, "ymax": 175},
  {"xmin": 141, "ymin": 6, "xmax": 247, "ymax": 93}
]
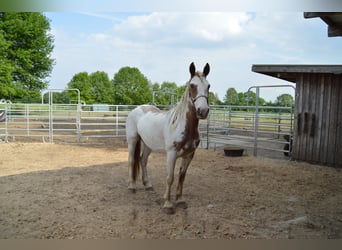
[{"xmin": 190, "ymin": 83, "xmax": 195, "ymax": 89}]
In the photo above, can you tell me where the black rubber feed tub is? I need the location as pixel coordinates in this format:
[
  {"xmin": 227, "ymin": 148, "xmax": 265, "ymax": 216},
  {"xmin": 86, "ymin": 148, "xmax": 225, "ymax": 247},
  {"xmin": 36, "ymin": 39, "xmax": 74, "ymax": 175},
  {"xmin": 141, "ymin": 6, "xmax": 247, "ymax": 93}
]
[{"xmin": 223, "ymin": 146, "xmax": 244, "ymax": 157}]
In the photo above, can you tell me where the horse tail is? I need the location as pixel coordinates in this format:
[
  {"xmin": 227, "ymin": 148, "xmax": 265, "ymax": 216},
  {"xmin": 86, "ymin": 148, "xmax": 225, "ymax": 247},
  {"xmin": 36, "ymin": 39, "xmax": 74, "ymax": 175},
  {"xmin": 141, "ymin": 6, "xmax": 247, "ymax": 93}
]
[{"xmin": 132, "ymin": 136, "xmax": 141, "ymax": 181}]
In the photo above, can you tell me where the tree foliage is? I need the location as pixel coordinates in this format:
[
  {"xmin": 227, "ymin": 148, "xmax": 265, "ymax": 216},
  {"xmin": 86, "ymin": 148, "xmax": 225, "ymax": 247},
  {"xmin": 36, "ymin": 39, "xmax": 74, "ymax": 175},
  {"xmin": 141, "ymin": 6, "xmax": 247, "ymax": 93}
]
[
  {"xmin": 0, "ymin": 12, "xmax": 54, "ymax": 102},
  {"xmin": 224, "ymin": 87, "xmax": 239, "ymax": 105},
  {"xmin": 275, "ymin": 93, "xmax": 294, "ymax": 107},
  {"xmin": 67, "ymin": 71, "xmax": 114, "ymax": 104},
  {"xmin": 64, "ymin": 69, "xmax": 293, "ymax": 108},
  {"xmin": 245, "ymin": 91, "xmax": 266, "ymax": 106},
  {"xmin": 223, "ymin": 87, "xmax": 267, "ymax": 106},
  {"xmin": 113, "ymin": 67, "xmax": 151, "ymax": 105},
  {"xmin": 152, "ymin": 81, "xmax": 178, "ymax": 105},
  {"xmin": 89, "ymin": 71, "xmax": 113, "ymax": 104},
  {"xmin": 67, "ymin": 72, "xmax": 94, "ymax": 104},
  {"xmin": 208, "ymin": 92, "xmax": 220, "ymax": 105}
]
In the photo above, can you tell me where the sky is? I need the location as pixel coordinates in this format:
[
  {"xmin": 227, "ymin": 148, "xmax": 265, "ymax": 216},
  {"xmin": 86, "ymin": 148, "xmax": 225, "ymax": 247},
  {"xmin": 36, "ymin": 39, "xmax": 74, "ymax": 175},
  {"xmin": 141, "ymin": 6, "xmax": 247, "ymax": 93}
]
[{"xmin": 44, "ymin": 11, "xmax": 341, "ymax": 102}]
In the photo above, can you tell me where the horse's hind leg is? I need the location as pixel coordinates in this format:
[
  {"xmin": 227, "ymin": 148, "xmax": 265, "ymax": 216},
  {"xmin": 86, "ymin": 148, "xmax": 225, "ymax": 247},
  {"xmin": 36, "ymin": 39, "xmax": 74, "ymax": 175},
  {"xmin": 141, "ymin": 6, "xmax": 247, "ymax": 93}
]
[
  {"xmin": 141, "ymin": 144, "xmax": 153, "ymax": 191},
  {"xmin": 127, "ymin": 136, "xmax": 139, "ymax": 192},
  {"xmin": 176, "ymin": 152, "xmax": 194, "ymax": 209}
]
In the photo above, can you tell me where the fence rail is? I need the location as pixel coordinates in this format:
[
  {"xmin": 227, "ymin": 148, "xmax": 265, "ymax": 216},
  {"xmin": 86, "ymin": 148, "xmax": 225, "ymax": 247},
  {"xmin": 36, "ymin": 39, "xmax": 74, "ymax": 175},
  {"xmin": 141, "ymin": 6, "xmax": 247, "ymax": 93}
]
[
  {"xmin": 0, "ymin": 103, "xmax": 294, "ymax": 157},
  {"xmin": 206, "ymin": 105, "xmax": 294, "ymax": 156}
]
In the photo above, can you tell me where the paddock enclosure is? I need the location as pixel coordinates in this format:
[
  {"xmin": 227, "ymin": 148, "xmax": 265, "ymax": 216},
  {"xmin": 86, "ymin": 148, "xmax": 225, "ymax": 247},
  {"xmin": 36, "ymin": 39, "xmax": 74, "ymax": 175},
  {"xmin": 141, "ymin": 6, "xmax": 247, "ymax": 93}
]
[
  {"xmin": 0, "ymin": 103, "xmax": 294, "ymax": 159},
  {"xmin": 1, "ymin": 101, "xmax": 341, "ymax": 239},
  {"xmin": 0, "ymin": 142, "xmax": 342, "ymax": 239}
]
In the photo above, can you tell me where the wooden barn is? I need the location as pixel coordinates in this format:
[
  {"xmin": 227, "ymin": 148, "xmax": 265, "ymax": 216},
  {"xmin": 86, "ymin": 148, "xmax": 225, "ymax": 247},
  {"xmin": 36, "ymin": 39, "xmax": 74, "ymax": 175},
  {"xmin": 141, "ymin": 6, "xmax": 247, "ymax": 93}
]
[
  {"xmin": 304, "ymin": 12, "xmax": 342, "ymax": 37},
  {"xmin": 252, "ymin": 65, "xmax": 342, "ymax": 167}
]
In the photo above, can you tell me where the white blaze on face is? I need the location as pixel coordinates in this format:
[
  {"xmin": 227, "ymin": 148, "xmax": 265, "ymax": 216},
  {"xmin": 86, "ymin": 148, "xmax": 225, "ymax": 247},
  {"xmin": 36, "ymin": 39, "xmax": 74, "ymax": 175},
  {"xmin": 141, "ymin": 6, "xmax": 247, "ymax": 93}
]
[{"xmin": 189, "ymin": 75, "xmax": 210, "ymax": 119}]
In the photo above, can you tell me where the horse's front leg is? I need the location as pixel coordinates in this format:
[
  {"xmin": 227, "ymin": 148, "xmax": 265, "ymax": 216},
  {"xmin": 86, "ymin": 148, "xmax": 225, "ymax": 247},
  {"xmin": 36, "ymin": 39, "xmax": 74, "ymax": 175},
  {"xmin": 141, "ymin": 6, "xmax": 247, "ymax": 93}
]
[
  {"xmin": 163, "ymin": 150, "xmax": 177, "ymax": 214},
  {"xmin": 176, "ymin": 152, "xmax": 194, "ymax": 209}
]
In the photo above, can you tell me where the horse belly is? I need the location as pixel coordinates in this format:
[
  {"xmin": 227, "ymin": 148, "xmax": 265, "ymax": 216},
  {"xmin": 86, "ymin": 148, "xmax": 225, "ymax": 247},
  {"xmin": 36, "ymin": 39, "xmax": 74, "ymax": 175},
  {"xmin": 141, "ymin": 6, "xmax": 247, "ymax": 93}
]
[{"xmin": 137, "ymin": 114, "xmax": 166, "ymax": 151}]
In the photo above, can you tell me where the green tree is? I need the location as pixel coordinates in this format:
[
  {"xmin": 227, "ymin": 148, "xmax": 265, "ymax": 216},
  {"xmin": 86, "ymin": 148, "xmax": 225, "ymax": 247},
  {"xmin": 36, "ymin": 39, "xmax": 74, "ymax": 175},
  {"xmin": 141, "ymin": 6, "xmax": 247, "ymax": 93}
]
[
  {"xmin": 89, "ymin": 71, "xmax": 114, "ymax": 104},
  {"xmin": 208, "ymin": 92, "xmax": 220, "ymax": 105},
  {"xmin": 237, "ymin": 92, "xmax": 246, "ymax": 105},
  {"xmin": 0, "ymin": 32, "xmax": 15, "ymax": 99},
  {"xmin": 112, "ymin": 67, "xmax": 151, "ymax": 105},
  {"xmin": 42, "ymin": 91, "xmax": 70, "ymax": 104},
  {"xmin": 244, "ymin": 91, "xmax": 266, "ymax": 106},
  {"xmin": 0, "ymin": 12, "xmax": 54, "ymax": 102},
  {"xmin": 275, "ymin": 93, "xmax": 294, "ymax": 107},
  {"xmin": 224, "ymin": 87, "xmax": 239, "ymax": 105},
  {"xmin": 152, "ymin": 82, "xmax": 160, "ymax": 92},
  {"xmin": 67, "ymin": 72, "xmax": 94, "ymax": 104},
  {"xmin": 152, "ymin": 81, "xmax": 178, "ymax": 105},
  {"xmin": 175, "ymin": 84, "xmax": 187, "ymax": 101}
]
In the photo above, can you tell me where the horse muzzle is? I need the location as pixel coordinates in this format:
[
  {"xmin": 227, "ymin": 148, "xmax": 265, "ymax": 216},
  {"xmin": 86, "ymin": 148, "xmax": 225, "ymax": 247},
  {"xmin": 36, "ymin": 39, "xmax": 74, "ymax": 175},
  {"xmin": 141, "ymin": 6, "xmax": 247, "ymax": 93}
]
[{"xmin": 196, "ymin": 107, "xmax": 209, "ymax": 119}]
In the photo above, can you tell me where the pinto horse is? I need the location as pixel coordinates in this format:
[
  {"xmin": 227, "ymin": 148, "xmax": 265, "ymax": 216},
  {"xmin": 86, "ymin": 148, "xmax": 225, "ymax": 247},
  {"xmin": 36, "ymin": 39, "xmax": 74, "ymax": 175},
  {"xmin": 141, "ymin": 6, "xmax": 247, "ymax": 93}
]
[{"xmin": 125, "ymin": 62, "xmax": 211, "ymax": 214}]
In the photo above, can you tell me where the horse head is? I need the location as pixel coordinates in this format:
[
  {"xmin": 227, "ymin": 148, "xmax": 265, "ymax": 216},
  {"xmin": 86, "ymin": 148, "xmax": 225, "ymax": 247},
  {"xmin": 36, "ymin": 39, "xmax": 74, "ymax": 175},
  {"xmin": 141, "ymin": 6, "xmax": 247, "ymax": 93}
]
[{"xmin": 188, "ymin": 62, "xmax": 211, "ymax": 119}]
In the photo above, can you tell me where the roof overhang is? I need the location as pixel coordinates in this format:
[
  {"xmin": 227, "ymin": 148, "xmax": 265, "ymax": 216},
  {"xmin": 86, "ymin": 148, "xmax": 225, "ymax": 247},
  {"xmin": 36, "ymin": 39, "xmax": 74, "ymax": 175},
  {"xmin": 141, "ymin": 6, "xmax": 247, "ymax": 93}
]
[
  {"xmin": 252, "ymin": 64, "xmax": 342, "ymax": 83},
  {"xmin": 304, "ymin": 12, "xmax": 342, "ymax": 37}
]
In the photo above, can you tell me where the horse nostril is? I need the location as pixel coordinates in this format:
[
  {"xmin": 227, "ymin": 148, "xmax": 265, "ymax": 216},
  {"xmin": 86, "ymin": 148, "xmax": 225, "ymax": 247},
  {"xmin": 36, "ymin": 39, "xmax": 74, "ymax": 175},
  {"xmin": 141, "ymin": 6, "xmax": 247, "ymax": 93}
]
[
  {"xmin": 196, "ymin": 107, "xmax": 209, "ymax": 118},
  {"xmin": 197, "ymin": 108, "xmax": 201, "ymax": 116}
]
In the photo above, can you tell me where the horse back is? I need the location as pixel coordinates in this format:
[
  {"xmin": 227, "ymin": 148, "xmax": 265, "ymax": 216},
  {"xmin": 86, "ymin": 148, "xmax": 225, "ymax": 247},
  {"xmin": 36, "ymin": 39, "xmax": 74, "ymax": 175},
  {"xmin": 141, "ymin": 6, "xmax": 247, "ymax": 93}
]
[{"xmin": 127, "ymin": 105, "xmax": 167, "ymax": 151}]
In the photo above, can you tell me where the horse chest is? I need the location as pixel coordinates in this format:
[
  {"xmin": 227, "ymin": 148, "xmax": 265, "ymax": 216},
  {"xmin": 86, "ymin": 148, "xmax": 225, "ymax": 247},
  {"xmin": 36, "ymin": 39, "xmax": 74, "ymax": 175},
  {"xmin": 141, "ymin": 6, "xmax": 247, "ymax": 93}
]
[{"xmin": 173, "ymin": 128, "xmax": 200, "ymax": 156}]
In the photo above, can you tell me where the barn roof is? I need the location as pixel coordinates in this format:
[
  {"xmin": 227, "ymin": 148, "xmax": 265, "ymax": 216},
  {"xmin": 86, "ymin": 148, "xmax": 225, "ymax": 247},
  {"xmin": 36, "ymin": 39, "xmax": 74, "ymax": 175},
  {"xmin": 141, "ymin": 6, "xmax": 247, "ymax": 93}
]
[
  {"xmin": 252, "ymin": 64, "xmax": 342, "ymax": 83},
  {"xmin": 304, "ymin": 12, "xmax": 342, "ymax": 37}
]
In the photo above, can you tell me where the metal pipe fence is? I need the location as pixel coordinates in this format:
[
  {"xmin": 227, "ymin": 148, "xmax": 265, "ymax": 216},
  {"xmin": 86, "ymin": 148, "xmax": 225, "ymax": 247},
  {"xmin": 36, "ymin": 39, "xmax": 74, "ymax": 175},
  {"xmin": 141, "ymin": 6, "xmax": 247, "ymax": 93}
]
[
  {"xmin": 206, "ymin": 105, "xmax": 294, "ymax": 157},
  {"xmin": 0, "ymin": 104, "xmax": 135, "ymax": 143},
  {"xmin": 0, "ymin": 103, "xmax": 294, "ymax": 157}
]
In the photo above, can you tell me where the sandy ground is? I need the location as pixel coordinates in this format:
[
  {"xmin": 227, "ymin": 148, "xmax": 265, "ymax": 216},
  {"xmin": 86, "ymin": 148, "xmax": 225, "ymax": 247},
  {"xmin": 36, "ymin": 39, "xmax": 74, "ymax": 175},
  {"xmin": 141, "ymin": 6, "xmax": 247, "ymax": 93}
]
[{"xmin": 0, "ymin": 142, "xmax": 342, "ymax": 239}]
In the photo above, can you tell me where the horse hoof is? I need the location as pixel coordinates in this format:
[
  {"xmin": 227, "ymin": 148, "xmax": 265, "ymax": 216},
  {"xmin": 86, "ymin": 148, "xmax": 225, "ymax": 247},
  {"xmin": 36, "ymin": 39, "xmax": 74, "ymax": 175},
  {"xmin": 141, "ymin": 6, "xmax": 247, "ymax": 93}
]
[
  {"xmin": 176, "ymin": 200, "xmax": 188, "ymax": 209},
  {"xmin": 163, "ymin": 206, "xmax": 176, "ymax": 215}
]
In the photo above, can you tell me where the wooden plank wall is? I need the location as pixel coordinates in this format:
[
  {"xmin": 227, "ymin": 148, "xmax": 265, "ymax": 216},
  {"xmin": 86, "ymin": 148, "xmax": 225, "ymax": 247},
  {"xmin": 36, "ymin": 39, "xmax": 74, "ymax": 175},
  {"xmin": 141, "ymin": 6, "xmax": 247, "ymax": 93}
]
[{"xmin": 293, "ymin": 73, "xmax": 342, "ymax": 167}]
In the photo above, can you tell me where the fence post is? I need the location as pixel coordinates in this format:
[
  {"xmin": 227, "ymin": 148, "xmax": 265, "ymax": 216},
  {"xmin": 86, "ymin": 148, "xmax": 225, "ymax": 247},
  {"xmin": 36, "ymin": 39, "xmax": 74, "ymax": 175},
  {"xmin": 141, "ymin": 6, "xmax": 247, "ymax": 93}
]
[
  {"xmin": 289, "ymin": 106, "xmax": 294, "ymax": 157},
  {"xmin": 116, "ymin": 105, "xmax": 119, "ymax": 137},
  {"xmin": 77, "ymin": 102, "xmax": 81, "ymax": 143},
  {"xmin": 253, "ymin": 87, "xmax": 259, "ymax": 156},
  {"xmin": 26, "ymin": 104, "xmax": 30, "ymax": 136},
  {"xmin": 5, "ymin": 105, "xmax": 8, "ymax": 142},
  {"xmin": 228, "ymin": 105, "xmax": 232, "ymax": 135},
  {"xmin": 277, "ymin": 108, "xmax": 281, "ymax": 139},
  {"xmin": 48, "ymin": 91, "xmax": 53, "ymax": 143},
  {"xmin": 206, "ymin": 107, "xmax": 211, "ymax": 149}
]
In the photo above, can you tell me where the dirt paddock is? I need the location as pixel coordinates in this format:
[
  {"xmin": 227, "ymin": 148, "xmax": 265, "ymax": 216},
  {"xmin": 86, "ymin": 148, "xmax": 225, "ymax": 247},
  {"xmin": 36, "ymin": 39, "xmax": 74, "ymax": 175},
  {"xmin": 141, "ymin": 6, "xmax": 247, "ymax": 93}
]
[{"xmin": 0, "ymin": 141, "xmax": 342, "ymax": 239}]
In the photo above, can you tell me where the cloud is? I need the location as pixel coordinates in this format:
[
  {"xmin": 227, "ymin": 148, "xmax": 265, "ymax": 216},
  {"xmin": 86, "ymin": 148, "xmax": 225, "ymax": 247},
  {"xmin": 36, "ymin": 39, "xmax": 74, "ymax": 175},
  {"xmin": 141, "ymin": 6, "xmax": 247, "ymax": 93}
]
[
  {"xmin": 47, "ymin": 12, "xmax": 341, "ymax": 102},
  {"xmin": 109, "ymin": 12, "xmax": 252, "ymax": 48},
  {"xmin": 91, "ymin": 33, "xmax": 110, "ymax": 42}
]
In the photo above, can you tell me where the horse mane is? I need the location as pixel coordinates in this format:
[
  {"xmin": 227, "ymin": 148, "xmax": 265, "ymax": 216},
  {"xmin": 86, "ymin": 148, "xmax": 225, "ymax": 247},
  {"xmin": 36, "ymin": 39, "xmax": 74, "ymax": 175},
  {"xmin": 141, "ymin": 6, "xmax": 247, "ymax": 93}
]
[
  {"xmin": 168, "ymin": 86, "xmax": 190, "ymax": 126},
  {"xmin": 167, "ymin": 72, "xmax": 202, "ymax": 126}
]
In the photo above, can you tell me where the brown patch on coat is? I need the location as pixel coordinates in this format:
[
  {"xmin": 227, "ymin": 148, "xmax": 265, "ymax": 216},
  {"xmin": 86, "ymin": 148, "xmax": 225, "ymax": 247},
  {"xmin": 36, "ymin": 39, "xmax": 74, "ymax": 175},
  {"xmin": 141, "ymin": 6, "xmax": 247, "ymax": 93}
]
[
  {"xmin": 173, "ymin": 103, "xmax": 200, "ymax": 156},
  {"xmin": 141, "ymin": 105, "xmax": 161, "ymax": 114},
  {"xmin": 189, "ymin": 83, "xmax": 198, "ymax": 100}
]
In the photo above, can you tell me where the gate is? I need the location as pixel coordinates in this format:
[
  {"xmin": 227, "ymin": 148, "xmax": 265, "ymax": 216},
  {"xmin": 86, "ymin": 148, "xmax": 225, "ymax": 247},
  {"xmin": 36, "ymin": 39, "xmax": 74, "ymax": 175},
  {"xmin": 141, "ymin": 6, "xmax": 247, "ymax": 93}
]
[{"xmin": 205, "ymin": 85, "xmax": 295, "ymax": 157}]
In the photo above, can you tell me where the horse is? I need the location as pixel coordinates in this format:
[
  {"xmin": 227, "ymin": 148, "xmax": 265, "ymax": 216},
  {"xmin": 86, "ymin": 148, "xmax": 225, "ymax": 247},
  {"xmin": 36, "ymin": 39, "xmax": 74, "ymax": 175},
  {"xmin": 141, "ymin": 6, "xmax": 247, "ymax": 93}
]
[{"xmin": 125, "ymin": 62, "xmax": 211, "ymax": 214}]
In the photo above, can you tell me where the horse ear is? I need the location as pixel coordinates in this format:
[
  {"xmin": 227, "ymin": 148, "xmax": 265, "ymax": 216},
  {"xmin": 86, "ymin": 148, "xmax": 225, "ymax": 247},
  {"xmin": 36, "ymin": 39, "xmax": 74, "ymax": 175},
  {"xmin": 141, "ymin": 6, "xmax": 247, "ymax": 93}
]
[
  {"xmin": 203, "ymin": 63, "xmax": 210, "ymax": 77},
  {"xmin": 189, "ymin": 62, "xmax": 196, "ymax": 78}
]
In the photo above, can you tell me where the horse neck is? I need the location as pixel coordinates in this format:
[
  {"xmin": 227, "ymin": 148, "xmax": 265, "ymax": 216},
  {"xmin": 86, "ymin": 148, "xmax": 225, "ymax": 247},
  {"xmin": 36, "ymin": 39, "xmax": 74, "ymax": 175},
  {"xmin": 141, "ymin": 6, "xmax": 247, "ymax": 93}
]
[{"xmin": 169, "ymin": 86, "xmax": 199, "ymax": 129}]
